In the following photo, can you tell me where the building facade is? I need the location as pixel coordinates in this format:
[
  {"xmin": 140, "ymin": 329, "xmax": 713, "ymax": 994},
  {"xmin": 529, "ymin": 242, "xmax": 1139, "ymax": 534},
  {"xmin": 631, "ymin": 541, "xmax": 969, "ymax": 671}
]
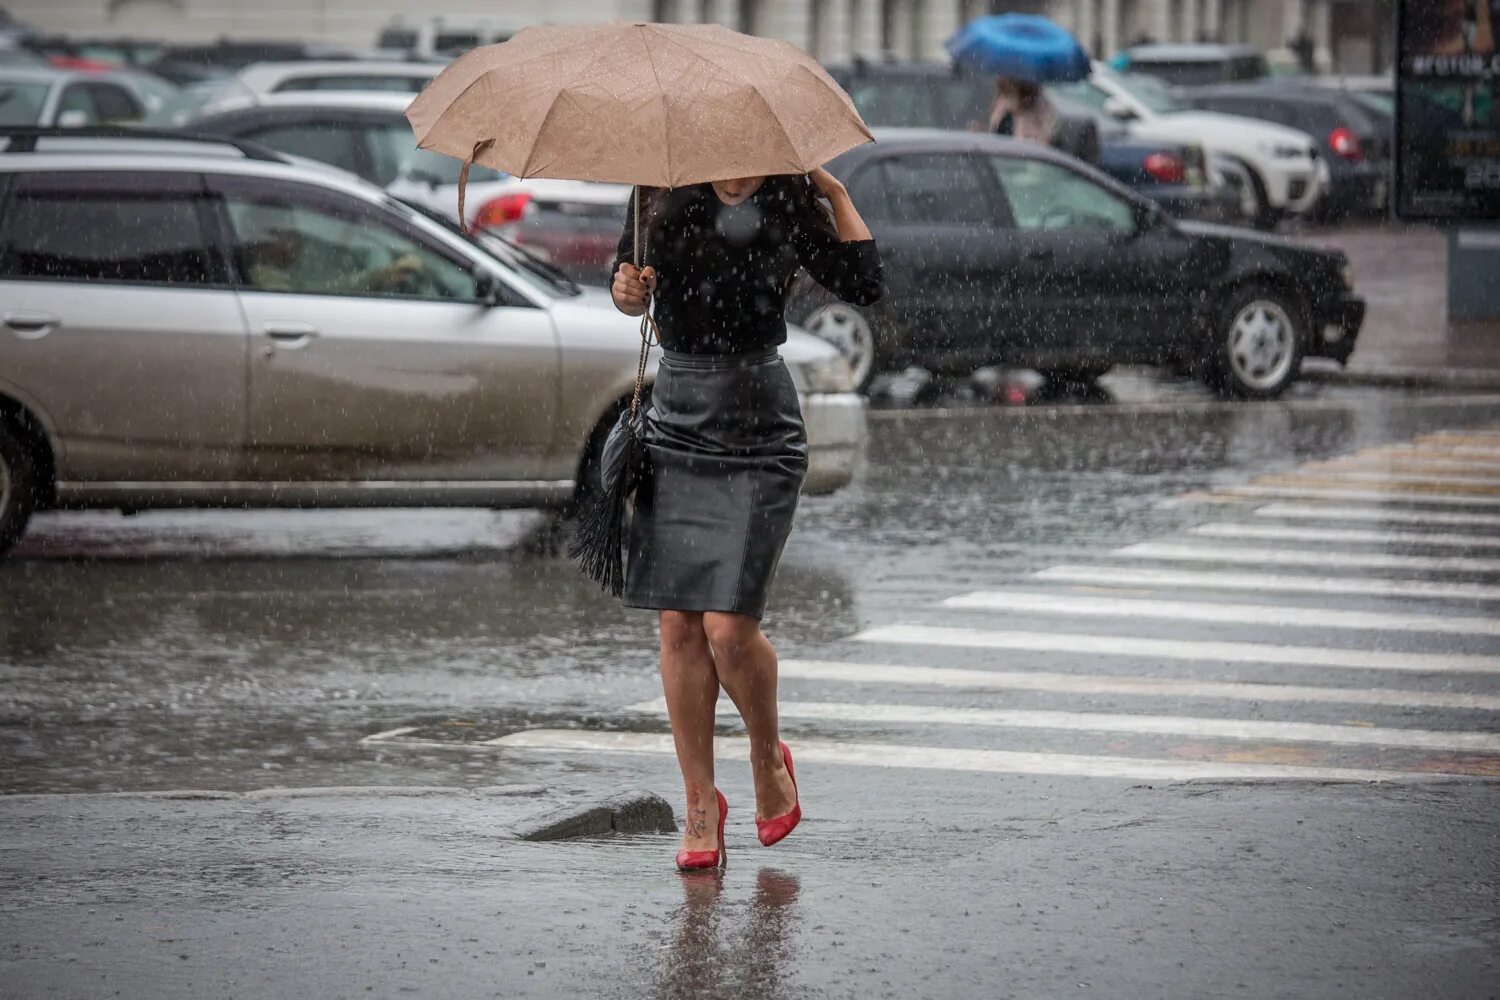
[{"xmin": 0, "ymin": 0, "xmax": 1389, "ymax": 73}]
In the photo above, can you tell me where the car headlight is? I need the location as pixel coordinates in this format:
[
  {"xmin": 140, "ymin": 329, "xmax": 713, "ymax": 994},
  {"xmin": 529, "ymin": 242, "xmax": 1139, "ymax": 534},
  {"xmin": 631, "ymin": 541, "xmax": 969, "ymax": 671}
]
[
  {"xmin": 1259, "ymin": 140, "xmax": 1307, "ymax": 159},
  {"xmin": 798, "ymin": 356, "xmax": 855, "ymax": 394},
  {"xmin": 1340, "ymin": 261, "xmax": 1355, "ymax": 290}
]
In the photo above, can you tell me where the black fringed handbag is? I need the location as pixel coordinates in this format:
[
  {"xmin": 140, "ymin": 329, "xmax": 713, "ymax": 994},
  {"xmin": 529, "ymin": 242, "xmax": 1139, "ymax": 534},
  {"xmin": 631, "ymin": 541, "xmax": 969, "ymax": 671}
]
[{"xmin": 569, "ymin": 188, "xmax": 660, "ymax": 596}]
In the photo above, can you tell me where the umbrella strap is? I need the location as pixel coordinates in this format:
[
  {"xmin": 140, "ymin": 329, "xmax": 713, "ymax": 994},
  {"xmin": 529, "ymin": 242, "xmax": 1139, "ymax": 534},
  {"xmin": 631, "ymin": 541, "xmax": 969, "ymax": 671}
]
[
  {"xmin": 630, "ymin": 184, "xmax": 660, "ymax": 422},
  {"xmin": 457, "ymin": 139, "xmax": 496, "ymax": 236}
]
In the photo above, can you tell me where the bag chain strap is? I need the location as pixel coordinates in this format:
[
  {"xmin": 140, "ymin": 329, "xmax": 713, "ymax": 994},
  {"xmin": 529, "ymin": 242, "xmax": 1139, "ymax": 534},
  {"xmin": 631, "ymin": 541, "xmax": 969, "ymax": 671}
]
[{"xmin": 630, "ymin": 185, "xmax": 660, "ymax": 422}]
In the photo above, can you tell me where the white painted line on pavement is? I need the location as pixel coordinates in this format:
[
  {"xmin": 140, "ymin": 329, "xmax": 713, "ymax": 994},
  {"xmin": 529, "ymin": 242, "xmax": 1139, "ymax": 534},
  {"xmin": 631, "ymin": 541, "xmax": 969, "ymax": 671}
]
[
  {"xmin": 1191, "ymin": 523, "xmax": 1500, "ymax": 551},
  {"xmin": 1119, "ymin": 542, "xmax": 1500, "ymax": 574},
  {"xmin": 1336, "ymin": 457, "xmax": 1500, "ymax": 473},
  {"xmin": 1035, "ymin": 564, "xmax": 1500, "ymax": 602},
  {"xmin": 359, "ymin": 726, "xmax": 420, "ymax": 743},
  {"xmin": 940, "ymin": 590, "xmax": 1500, "ymax": 636},
  {"xmin": 622, "ymin": 698, "xmax": 1500, "ymax": 754},
  {"xmin": 776, "ymin": 659, "xmax": 1500, "ymax": 711},
  {"xmin": 487, "ymin": 729, "xmax": 1426, "ymax": 781},
  {"xmin": 1254, "ymin": 504, "xmax": 1500, "ymax": 528},
  {"xmin": 1206, "ymin": 486, "xmax": 1500, "ymax": 507},
  {"xmin": 853, "ymin": 624, "xmax": 1500, "ymax": 674},
  {"xmin": 1282, "ymin": 469, "xmax": 1500, "ymax": 487}
]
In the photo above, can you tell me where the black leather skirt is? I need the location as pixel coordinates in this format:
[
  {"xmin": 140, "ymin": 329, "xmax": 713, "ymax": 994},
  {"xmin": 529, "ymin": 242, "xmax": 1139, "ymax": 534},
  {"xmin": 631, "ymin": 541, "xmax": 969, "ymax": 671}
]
[{"xmin": 624, "ymin": 348, "xmax": 808, "ymax": 619}]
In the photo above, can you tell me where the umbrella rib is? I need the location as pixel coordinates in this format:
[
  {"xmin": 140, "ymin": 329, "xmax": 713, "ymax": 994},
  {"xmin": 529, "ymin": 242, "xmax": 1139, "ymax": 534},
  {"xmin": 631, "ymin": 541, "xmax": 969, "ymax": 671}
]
[{"xmin": 640, "ymin": 24, "xmax": 674, "ymax": 187}]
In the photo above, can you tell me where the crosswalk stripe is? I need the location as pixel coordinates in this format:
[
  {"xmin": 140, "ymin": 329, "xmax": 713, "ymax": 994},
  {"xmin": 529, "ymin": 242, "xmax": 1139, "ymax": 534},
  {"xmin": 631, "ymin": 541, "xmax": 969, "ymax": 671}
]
[
  {"xmin": 1198, "ymin": 485, "xmax": 1500, "ymax": 507},
  {"xmin": 1269, "ymin": 470, "xmax": 1500, "ymax": 488},
  {"xmin": 487, "ymin": 729, "xmax": 1429, "ymax": 781},
  {"xmin": 940, "ymin": 590, "xmax": 1500, "ymax": 636},
  {"xmin": 1035, "ymin": 563, "xmax": 1500, "ymax": 601},
  {"xmin": 854, "ymin": 624, "xmax": 1500, "ymax": 673},
  {"xmin": 623, "ymin": 698, "xmax": 1500, "ymax": 754},
  {"xmin": 777, "ymin": 659, "xmax": 1500, "ymax": 711},
  {"xmin": 1119, "ymin": 542, "xmax": 1500, "ymax": 574},
  {"xmin": 1191, "ymin": 522, "xmax": 1500, "ymax": 550},
  {"xmin": 1253, "ymin": 504, "xmax": 1500, "ymax": 528}
]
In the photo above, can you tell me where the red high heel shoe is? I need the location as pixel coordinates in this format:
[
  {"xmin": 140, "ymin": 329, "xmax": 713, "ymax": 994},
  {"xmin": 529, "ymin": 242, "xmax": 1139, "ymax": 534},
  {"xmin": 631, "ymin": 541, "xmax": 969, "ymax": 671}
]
[
  {"xmin": 675, "ymin": 788, "xmax": 728, "ymax": 872},
  {"xmin": 756, "ymin": 741, "xmax": 801, "ymax": 848}
]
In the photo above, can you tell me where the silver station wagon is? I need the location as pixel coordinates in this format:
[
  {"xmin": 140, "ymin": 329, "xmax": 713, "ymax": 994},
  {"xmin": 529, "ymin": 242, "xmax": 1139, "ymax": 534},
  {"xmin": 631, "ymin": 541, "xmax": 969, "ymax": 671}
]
[{"xmin": 0, "ymin": 129, "xmax": 867, "ymax": 553}]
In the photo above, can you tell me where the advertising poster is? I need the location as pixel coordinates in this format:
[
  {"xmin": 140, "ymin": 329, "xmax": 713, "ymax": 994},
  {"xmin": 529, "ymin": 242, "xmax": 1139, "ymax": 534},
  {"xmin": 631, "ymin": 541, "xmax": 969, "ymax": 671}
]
[{"xmin": 1396, "ymin": 0, "xmax": 1500, "ymax": 220}]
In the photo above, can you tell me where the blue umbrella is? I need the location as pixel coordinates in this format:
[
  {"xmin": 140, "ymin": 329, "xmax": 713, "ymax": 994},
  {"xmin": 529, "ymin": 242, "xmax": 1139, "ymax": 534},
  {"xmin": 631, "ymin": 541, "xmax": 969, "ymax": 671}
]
[{"xmin": 945, "ymin": 14, "xmax": 1090, "ymax": 83}]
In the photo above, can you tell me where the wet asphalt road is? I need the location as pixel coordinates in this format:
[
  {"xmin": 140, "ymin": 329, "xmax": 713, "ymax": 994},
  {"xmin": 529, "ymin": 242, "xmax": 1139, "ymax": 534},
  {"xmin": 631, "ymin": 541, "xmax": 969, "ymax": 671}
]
[{"xmin": 3, "ymin": 377, "xmax": 1499, "ymax": 999}]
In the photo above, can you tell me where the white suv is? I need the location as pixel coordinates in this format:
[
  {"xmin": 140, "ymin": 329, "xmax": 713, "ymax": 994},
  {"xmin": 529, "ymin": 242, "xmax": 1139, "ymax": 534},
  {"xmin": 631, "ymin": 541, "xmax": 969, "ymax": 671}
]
[{"xmin": 1055, "ymin": 63, "xmax": 1324, "ymax": 229}]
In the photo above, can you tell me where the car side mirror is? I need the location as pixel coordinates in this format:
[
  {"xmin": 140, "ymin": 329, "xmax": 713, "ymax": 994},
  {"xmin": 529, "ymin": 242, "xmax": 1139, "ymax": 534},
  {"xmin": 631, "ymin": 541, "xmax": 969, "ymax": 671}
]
[
  {"xmin": 1133, "ymin": 201, "xmax": 1167, "ymax": 234},
  {"xmin": 56, "ymin": 109, "xmax": 91, "ymax": 128},
  {"xmin": 474, "ymin": 273, "xmax": 506, "ymax": 308},
  {"xmin": 1102, "ymin": 95, "xmax": 1136, "ymax": 121}
]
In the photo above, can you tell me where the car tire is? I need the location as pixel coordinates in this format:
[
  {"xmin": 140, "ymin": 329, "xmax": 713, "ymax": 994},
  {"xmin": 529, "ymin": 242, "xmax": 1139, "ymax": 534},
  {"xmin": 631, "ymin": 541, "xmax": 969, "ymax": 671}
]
[
  {"xmin": 0, "ymin": 421, "xmax": 38, "ymax": 555},
  {"xmin": 1246, "ymin": 169, "xmax": 1280, "ymax": 231},
  {"xmin": 787, "ymin": 287, "xmax": 893, "ymax": 394},
  {"xmin": 1207, "ymin": 283, "xmax": 1305, "ymax": 400},
  {"xmin": 1036, "ymin": 365, "xmax": 1111, "ymax": 387}
]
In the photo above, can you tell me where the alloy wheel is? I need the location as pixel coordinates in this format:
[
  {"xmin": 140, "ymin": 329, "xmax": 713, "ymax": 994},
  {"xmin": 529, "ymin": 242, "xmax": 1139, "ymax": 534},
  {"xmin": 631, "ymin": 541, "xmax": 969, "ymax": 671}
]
[
  {"xmin": 1228, "ymin": 299, "xmax": 1295, "ymax": 391},
  {"xmin": 803, "ymin": 302, "xmax": 875, "ymax": 390}
]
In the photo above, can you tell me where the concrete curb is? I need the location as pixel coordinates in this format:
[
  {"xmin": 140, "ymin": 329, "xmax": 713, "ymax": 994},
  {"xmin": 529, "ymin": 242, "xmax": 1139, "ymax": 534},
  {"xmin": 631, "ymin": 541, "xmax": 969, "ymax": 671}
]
[
  {"xmin": 0, "ymin": 783, "xmax": 553, "ymax": 803},
  {"xmin": 1301, "ymin": 361, "xmax": 1500, "ymax": 391},
  {"xmin": 514, "ymin": 790, "xmax": 677, "ymax": 842}
]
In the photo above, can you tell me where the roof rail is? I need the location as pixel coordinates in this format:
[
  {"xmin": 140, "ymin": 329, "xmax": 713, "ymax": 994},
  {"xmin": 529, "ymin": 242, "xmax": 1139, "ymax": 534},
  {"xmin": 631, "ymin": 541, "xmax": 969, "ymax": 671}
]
[{"xmin": 0, "ymin": 126, "xmax": 289, "ymax": 163}]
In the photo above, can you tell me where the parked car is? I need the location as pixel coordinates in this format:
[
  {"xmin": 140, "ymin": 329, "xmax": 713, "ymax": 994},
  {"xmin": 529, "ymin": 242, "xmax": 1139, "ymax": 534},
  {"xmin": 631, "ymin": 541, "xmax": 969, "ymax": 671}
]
[
  {"xmin": 822, "ymin": 59, "xmax": 1238, "ymax": 222},
  {"xmin": 0, "ymin": 66, "xmax": 174, "ymax": 127},
  {"xmin": 19, "ymin": 35, "xmax": 165, "ymax": 71},
  {"xmin": 145, "ymin": 40, "xmax": 360, "ymax": 87},
  {"xmin": 193, "ymin": 60, "xmax": 441, "ymax": 118},
  {"xmin": 1053, "ymin": 63, "xmax": 1325, "ymax": 229},
  {"xmin": 1116, "ymin": 43, "xmax": 1270, "ymax": 87},
  {"xmin": 1186, "ymin": 80, "xmax": 1389, "ymax": 218},
  {"xmin": 787, "ymin": 129, "xmax": 1362, "ymax": 398},
  {"xmin": 189, "ymin": 92, "xmax": 633, "ymax": 279},
  {"xmin": 374, "ymin": 18, "xmax": 519, "ymax": 59},
  {"xmin": 0, "ymin": 128, "xmax": 866, "ymax": 554}
]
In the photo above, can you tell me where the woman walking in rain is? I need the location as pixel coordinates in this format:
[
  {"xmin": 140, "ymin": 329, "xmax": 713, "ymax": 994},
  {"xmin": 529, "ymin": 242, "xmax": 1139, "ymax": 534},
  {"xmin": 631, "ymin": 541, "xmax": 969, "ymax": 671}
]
[{"xmin": 609, "ymin": 169, "xmax": 882, "ymax": 871}]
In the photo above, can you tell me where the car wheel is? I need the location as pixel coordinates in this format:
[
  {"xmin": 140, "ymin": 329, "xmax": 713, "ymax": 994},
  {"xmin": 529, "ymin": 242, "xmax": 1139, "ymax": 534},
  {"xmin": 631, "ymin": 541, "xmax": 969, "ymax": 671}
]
[
  {"xmin": 1246, "ymin": 169, "xmax": 1280, "ymax": 231},
  {"xmin": 1036, "ymin": 365, "xmax": 1112, "ymax": 386},
  {"xmin": 798, "ymin": 300, "xmax": 880, "ymax": 393},
  {"xmin": 1209, "ymin": 284, "xmax": 1305, "ymax": 400},
  {"xmin": 0, "ymin": 421, "xmax": 38, "ymax": 555}
]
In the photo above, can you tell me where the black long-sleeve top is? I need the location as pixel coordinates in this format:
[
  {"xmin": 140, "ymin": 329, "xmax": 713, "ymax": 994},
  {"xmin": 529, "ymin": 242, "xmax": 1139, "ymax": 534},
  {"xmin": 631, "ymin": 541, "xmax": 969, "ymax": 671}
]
[{"xmin": 610, "ymin": 175, "xmax": 884, "ymax": 355}]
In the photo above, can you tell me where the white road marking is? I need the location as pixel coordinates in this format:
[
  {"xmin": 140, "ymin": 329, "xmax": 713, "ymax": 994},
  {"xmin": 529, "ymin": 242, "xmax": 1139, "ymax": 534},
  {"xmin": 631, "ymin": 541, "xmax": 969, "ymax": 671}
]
[
  {"xmin": 1202, "ymin": 486, "xmax": 1500, "ymax": 507},
  {"xmin": 1035, "ymin": 564, "xmax": 1500, "ymax": 602},
  {"xmin": 853, "ymin": 624, "xmax": 1500, "ymax": 674},
  {"xmin": 1278, "ymin": 469, "xmax": 1500, "ymax": 487},
  {"xmin": 940, "ymin": 589, "xmax": 1500, "ymax": 636},
  {"xmin": 1254, "ymin": 504, "xmax": 1500, "ymax": 528},
  {"xmin": 358, "ymin": 726, "xmax": 420, "ymax": 743},
  {"xmin": 486, "ymin": 729, "xmax": 1426, "ymax": 781},
  {"xmin": 1191, "ymin": 522, "xmax": 1500, "ymax": 550},
  {"xmin": 1119, "ymin": 542, "xmax": 1500, "ymax": 574},
  {"xmin": 776, "ymin": 659, "xmax": 1500, "ymax": 711},
  {"xmin": 622, "ymin": 697, "xmax": 1500, "ymax": 754},
  {"xmin": 1335, "ymin": 457, "xmax": 1500, "ymax": 473}
]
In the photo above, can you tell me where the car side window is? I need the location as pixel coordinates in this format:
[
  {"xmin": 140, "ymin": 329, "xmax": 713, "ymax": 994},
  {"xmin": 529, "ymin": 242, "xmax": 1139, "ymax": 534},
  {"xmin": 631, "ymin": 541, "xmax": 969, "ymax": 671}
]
[
  {"xmin": 363, "ymin": 121, "xmax": 415, "ymax": 188},
  {"xmin": 219, "ymin": 186, "xmax": 481, "ymax": 302},
  {"xmin": 0, "ymin": 172, "xmax": 217, "ymax": 285},
  {"xmin": 844, "ymin": 162, "xmax": 890, "ymax": 223},
  {"xmin": 274, "ymin": 75, "xmax": 428, "ymax": 93},
  {"xmin": 88, "ymin": 83, "xmax": 142, "ymax": 123},
  {"xmin": 56, "ymin": 83, "xmax": 99, "ymax": 123},
  {"xmin": 247, "ymin": 122, "xmax": 364, "ymax": 178},
  {"xmin": 988, "ymin": 157, "xmax": 1136, "ymax": 232},
  {"xmin": 881, "ymin": 153, "xmax": 991, "ymax": 225}
]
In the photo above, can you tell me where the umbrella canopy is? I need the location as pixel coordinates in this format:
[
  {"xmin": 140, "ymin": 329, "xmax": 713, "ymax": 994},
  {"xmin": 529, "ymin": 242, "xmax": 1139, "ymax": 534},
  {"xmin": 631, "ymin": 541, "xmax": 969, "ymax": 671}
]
[
  {"xmin": 945, "ymin": 14, "xmax": 1090, "ymax": 83},
  {"xmin": 406, "ymin": 21, "xmax": 873, "ymax": 190}
]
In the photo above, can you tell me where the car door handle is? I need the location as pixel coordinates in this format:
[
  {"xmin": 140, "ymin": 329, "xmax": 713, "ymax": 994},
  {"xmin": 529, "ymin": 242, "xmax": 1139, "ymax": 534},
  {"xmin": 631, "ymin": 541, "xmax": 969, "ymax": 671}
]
[
  {"xmin": 3, "ymin": 310, "xmax": 60, "ymax": 338},
  {"xmin": 263, "ymin": 321, "xmax": 319, "ymax": 340}
]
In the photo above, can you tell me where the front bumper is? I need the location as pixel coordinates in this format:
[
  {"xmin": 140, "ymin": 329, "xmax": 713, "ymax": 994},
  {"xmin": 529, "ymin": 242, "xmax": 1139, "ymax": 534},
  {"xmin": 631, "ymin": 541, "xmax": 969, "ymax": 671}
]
[
  {"xmin": 801, "ymin": 392, "xmax": 867, "ymax": 495},
  {"xmin": 1310, "ymin": 293, "xmax": 1365, "ymax": 364}
]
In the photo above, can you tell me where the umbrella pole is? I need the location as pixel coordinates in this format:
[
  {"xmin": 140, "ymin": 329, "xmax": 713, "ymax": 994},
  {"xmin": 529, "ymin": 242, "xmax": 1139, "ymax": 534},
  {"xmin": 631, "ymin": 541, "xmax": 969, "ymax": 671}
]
[{"xmin": 633, "ymin": 184, "xmax": 640, "ymax": 269}]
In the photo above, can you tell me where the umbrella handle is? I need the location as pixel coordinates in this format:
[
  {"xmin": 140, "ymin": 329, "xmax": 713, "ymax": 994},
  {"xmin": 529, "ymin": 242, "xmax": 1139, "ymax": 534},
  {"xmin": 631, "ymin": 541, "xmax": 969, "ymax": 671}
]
[{"xmin": 458, "ymin": 139, "xmax": 496, "ymax": 236}]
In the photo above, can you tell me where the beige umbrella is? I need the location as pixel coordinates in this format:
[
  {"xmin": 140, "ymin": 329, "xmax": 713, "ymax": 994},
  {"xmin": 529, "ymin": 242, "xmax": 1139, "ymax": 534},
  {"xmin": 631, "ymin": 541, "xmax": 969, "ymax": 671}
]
[{"xmin": 405, "ymin": 20, "xmax": 874, "ymax": 228}]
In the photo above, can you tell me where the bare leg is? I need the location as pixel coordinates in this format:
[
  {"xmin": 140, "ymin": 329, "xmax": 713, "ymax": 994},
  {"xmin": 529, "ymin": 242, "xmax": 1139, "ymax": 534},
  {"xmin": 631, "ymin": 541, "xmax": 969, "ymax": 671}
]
[
  {"xmin": 659, "ymin": 610, "xmax": 721, "ymax": 852},
  {"xmin": 702, "ymin": 612, "xmax": 797, "ymax": 821}
]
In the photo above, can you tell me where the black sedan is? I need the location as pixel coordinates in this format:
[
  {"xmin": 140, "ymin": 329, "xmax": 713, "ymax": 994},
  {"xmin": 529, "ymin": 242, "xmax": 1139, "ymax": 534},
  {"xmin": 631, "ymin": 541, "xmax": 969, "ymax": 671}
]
[{"xmin": 792, "ymin": 129, "xmax": 1364, "ymax": 399}]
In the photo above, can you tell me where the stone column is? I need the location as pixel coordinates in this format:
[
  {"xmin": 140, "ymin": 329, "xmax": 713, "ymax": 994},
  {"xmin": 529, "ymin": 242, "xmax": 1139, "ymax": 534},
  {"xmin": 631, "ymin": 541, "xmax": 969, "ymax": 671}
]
[
  {"xmin": 886, "ymin": 0, "xmax": 914, "ymax": 58},
  {"xmin": 849, "ymin": 0, "xmax": 882, "ymax": 57},
  {"xmin": 1099, "ymin": 0, "xmax": 1120, "ymax": 55},
  {"xmin": 1075, "ymin": 0, "xmax": 1097, "ymax": 55},
  {"xmin": 1151, "ymin": 0, "xmax": 1174, "ymax": 44},
  {"xmin": 1309, "ymin": 0, "xmax": 1332, "ymax": 72},
  {"xmin": 1182, "ymin": 0, "xmax": 1199, "ymax": 43},
  {"xmin": 815, "ymin": 0, "xmax": 853, "ymax": 60},
  {"xmin": 706, "ymin": 0, "xmax": 741, "ymax": 26},
  {"xmin": 1200, "ymin": 0, "xmax": 1220, "ymax": 41},
  {"xmin": 916, "ymin": 0, "xmax": 961, "ymax": 60}
]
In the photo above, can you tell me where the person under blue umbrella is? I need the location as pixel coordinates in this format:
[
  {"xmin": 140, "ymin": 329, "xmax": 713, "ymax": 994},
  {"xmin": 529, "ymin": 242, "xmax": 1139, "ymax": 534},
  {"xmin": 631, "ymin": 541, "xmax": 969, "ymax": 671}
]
[{"xmin": 947, "ymin": 14, "xmax": 1089, "ymax": 146}]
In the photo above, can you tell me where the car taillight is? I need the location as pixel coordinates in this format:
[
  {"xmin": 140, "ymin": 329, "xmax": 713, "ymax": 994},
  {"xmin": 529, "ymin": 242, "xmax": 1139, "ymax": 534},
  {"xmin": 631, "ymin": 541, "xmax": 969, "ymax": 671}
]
[
  {"xmin": 474, "ymin": 192, "xmax": 533, "ymax": 230},
  {"xmin": 1328, "ymin": 126, "xmax": 1363, "ymax": 161},
  {"xmin": 1143, "ymin": 152, "xmax": 1185, "ymax": 184}
]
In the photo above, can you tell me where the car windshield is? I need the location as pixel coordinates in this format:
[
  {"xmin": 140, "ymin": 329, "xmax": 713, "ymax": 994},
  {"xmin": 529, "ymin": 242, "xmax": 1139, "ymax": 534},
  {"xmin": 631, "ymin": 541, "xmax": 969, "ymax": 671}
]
[
  {"xmin": 1112, "ymin": 71, "xmax": 1188, "ymax": 113},
  {"xmin": 398, "ymin": 146, "xmax": 508, "ymax": 186},
  {"xmin": 0, "ymin": 81, "xmax": 48, "ymax": 125},
  {"xmin": 386, "ymin": 194, "xmax": 581, "ymax": 297}
]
